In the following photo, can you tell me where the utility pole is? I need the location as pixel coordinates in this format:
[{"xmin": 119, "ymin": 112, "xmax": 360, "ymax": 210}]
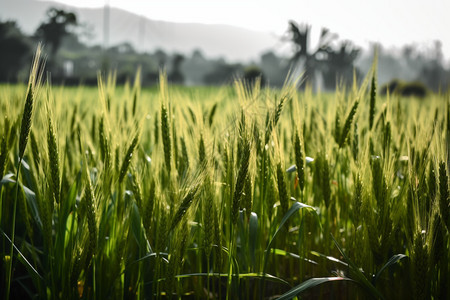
[
  {"xmin": 102, "ymin": 0, "xmax": 110, "ymax": 71},
  {"xmin": 138, "ymin": 15, "xmax": 145, "ymax": 53},
  {"xmin": 103, "ymin": 0, "xmax": 110, "ymax": 50}
]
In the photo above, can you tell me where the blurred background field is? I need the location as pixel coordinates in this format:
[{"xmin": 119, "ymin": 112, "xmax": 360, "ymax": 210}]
[{"xmin": 1, "ymin": 0, "xmax": 450, "ymax": 92}]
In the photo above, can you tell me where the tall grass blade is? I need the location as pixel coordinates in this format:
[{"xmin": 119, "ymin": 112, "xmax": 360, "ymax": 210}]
[
  {"xmin": 276, "ymin": 277, "xmax": 354, "ymax": 300},
  {"xmin": 331, "ymin": 234, "xmax": 385, "ymax": 300},
  {"xmin": 373, "ymin": 254, "xmax": 407, "ymax": 284}
]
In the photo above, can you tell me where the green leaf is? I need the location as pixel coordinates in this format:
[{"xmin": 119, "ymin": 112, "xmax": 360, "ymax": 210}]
[
  {"xmin": 276, "ymin": 277, "xmax": 354, "ymax": 300},
  {"xmin": 174, "ymin": 272, "xmax": 290, "ymax": 286},
  {"xmin": 249, "ymin": 212, "xmax": 258, "ymax": 269},
  {"xmin": 261, "ymin": 201, "xmax": 319, "ymax": 294},
  {"xmin": 23, "ymin": 185, "xmax": 41, "ymax": 229},
  {"xmin": 61, "ymin": 172, "xmax": 80, "ymax": 224},
  {"xmin": 271, "ymin": 249, "xmax": 318, "ymax": 265},
  {"xmin": 331, "ymin": 234, "xmax": 385, "ymax": 300},
  {"xmin": 373, "ymin": 254, "xmax": 407, "ymax": 284},
  {"xmin": 1, "ymin": 173, "xmax": 16, "ymax": 187},
  {"xmin": 310, "ymin": 250, "xmax": 347, "ymax": 267},
  {"xmin": 1, "ymin": 174, "xmax": 42, "ymax": 229},
  {"xmin": 266, "ymin": 201, "xmax": 318, "ymax": 252},
  {"xmin": 130, "ymin": 202, "xmax": 145, "ymax": 251},
  {"xmin": 64, "ymin": 212, "xmax": 77, "ymax": 248},
  {"xmin": 1, "ymin": 229, "xmax": 43, "ymax": 280}
]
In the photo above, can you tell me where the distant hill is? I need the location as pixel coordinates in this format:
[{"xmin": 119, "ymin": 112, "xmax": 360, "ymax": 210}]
[{"xmin": 2, "ymin": 0, "xmax": 281, "ymax": 61}]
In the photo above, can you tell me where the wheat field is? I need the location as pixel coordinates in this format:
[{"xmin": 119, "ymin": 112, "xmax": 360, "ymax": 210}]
[{"xmin": 0, "ymin": 50, "xmax": 449, "ymax": 299}]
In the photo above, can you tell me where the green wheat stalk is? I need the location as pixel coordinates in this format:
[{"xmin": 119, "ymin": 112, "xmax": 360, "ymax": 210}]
[
  {"xmin": 369, "ymin": 72, "xmax": 377, "ymax": 130},
  {"xmin": 118, "ymin": 131, "xmax": 140, "ymax": 183},
  {"xmin": 7, "ymin": 45, "xmax": 44, "ymax": 300},
  {"xmin": 339, "ymin": 100, "xmax": 359, "ymax": 148}
]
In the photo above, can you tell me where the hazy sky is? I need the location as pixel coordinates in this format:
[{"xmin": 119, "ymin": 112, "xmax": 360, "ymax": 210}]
[{"xmin": 44, "ymin": 0, "xmax": 450, "ymax": 59}]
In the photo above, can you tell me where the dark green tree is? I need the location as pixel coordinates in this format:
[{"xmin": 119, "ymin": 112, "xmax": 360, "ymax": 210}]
[
  {"xmin": 169, "ymin": 54, "xmax": 185, "ymax": 84},
  {"xmin": 154, "ymin": 49, "xmax": 168, "ymax": 69},
  {"xmin": 323, "ymin": 41, "xmax": 360, "ymax": 89},
  {"xmin": 203, "ymin": 62, "xmax": 243, "ymax": 85},
  {"xmin": 35, "ymin": 8, "xmax": 77, "ymax": 56},
  {"xmin": 419, "ymin": 41, "xmax": 446, "ymax": 92},
  {"xmin": 260, "ymin": 51, "xmax": 289, "ymax": 87},
  {"xmin": 243, "ymin": 65, "xmax": 266, "ymax": 87},
  {"xmin": 0, "ymin": 21, "xmax": 32, "ymax": 82}
]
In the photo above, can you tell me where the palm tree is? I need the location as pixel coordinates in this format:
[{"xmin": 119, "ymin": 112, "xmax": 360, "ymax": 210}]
[{"xmin": 286, "ymin": 21, "xmax": 336, "ymax": 87}]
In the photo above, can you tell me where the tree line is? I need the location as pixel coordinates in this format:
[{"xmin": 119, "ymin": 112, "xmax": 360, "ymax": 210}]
[{"xmin": 1, "ymin": 8, "xmax": 449, "ymax": 91}]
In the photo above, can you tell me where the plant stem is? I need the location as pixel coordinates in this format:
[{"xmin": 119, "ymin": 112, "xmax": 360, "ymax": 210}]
[{"xmin": 6, "ymin": 158, "xmax": 22, "ymax": 300}]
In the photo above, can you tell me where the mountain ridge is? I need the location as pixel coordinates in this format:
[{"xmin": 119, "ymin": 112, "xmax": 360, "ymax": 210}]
[{"xmin": 2, "ymin": 0, "xmax": 281, "ymax": 61}]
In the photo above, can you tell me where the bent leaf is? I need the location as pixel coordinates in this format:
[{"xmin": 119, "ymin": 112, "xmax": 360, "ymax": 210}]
[{"xmin": 277, "ymin": 277, "xmax": 354, "ymax": 300}]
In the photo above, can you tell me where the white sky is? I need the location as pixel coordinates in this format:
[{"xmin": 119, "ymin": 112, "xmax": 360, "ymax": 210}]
[{"xmin": 45, "ymin": 0, "xmax": 450, "ymax": 59}]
